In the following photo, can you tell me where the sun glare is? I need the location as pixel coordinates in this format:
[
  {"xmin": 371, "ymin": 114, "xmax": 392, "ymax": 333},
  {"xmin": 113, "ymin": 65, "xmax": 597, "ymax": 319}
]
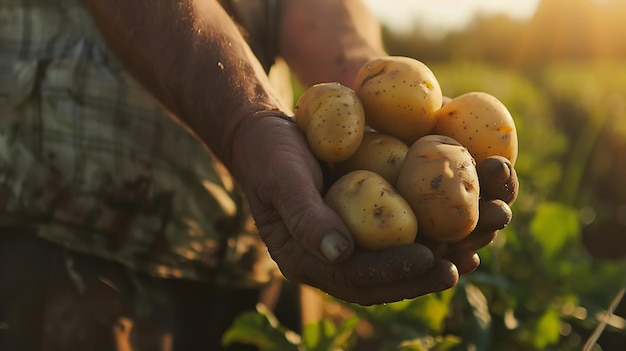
[{"xmin": 363, "ymin": 0, "xmax": 541, "ymax": 35}]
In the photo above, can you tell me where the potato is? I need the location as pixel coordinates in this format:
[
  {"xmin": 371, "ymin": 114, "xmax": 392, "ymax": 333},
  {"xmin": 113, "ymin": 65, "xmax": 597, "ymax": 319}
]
[
  {"xmin": 432, "ymin": 91, "xmax": 518, "ymax": 165},
  {"xmin": 324, "ymin": 170, "xmax": 418, "ymax": 250},
  {"xmin": 396, "ymin": 135, "xmax": 480, "ymax": 242},
  {"xmin": 476, "ymin": 156, "xmax": 519, "ymax": 205},
  {"xmin": 294, "ymin": 82, "xmax": 365, "ymax": 163},
  {"xmin": 353, "ymin": 56, "xmax": 443, "ymax": 145},
  {"xmin": 331, "ymin": 131, "xmax": 408, "ymax": 185}
]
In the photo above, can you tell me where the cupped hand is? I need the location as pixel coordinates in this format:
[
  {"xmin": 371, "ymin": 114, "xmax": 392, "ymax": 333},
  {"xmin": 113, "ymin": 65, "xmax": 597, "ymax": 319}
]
[{"xmin": 230, "ymin": 111, "xmax": 459, "ymax": 305}]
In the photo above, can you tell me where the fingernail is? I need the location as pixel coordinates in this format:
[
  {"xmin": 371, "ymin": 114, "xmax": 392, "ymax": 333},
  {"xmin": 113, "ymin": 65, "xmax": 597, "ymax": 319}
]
[{"xmin": 320, "ymin": 231, "xmax": 349, "ymax": 261}]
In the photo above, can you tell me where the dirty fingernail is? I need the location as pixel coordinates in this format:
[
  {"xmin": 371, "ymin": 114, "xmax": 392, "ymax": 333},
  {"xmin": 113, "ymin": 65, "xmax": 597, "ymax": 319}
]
[{"xmin": 320, "ymin": 231, "xmax": 349, "ymax": 261}]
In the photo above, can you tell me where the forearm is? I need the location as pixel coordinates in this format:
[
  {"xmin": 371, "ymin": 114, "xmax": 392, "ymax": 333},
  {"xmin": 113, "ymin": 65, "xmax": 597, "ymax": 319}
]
[
  {"xmin": 82, "ymin": 0, "xmax": 286, "ymax": 169},
  {"xmin": 279, "ymin": 0, "xmax": 387, "ymax": 88}
]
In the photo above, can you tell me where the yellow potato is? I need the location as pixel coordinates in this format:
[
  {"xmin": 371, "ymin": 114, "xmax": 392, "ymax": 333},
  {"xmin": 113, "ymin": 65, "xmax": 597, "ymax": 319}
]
[
  {"xmin": 396, "ymin": 135, "xmax": 480, "ymax": 243},
  {"xmin": 353, "ymin": 56, "xmax": 443, "ymax": 145},
  {"xmin": 324, "ymin": 170, "xmax": 418, "ymax": 250},
  {"xmin": 294, "ymin": 82, "xmax": 365, "ymax": 163},
  {"xmin": 432, "ymin": 91, "xmax": 518, "ymax": 165},
  {"xmin": 331, "ymin": 131, "xmax": 408, "ymax": 185}
]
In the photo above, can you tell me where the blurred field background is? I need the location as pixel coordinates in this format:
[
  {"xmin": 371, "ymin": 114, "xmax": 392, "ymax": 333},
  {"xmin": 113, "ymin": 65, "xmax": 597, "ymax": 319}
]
[{"xmin": 224, "ymin": 1, "xmax": 626, "ymax": 350}]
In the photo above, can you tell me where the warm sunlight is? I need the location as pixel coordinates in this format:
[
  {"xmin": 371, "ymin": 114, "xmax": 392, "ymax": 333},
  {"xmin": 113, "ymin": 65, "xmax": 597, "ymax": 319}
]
[{"xmin": 363, "ymin": 0, "xmax": 541, "ymax": 36}]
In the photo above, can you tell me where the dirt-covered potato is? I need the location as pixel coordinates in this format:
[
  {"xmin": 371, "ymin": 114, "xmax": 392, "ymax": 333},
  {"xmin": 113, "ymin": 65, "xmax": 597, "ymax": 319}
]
[
  {"xmin": 476, "ymin": 156, "xmax": 519, "ymax": 205},
  {"xmin": 396, "ymin": 135, "xmax": 480, "ymax": 243},
  {"xmin": 331, "ymin": 131, "xmax": 408, "ymax": 185},
  {"xmin": 324, "ymin": 170, "xmax": 418, "ymax": 250},
  {"xmin": 294, "ymin": 82, "xmax": 365, "ymax": 163},
  {"xmin": 354, "ymin": 56, "xmax": 443, "ymax": 145},
  {"xmin": 432, "ymin": 92, "xmax": 518, "ymax": 165}
]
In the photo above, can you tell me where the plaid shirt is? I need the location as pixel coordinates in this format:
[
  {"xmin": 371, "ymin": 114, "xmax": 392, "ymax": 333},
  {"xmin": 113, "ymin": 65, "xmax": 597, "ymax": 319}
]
[{"xmin": 0, "ymin": 0, "xmax": 277, "ymax": 287}]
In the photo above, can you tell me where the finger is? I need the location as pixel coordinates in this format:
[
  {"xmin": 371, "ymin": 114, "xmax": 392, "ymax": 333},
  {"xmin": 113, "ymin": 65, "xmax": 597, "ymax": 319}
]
[
  {"xmin": 450, "ymin": 230, "xmax": 498, "ymax": 253},
  {"xmin": 415, "ymin": 237, "xmax": 448, "ymax": 259},
  {"xmin": 445, "ymin": 251, "xmax": 480, "ymax": 275},
  {"xmin": 474, "ymin": 199, "xmax": 512, "ymax": 233},
  {"xmin": 316, "ymin": 259, "xmax": 459, "ymax": 306},
  {"xmin": 263, "ymin": 217, "xmax": 433, "ymax": 277},
  {"xmin": 476, "ymin": 156, "xmax": 519, "ymax": 204},
  {"xmin": 274, "ymin": 181, "xmax": 356, "ymax": 262},
  {"xmin": 264, "ymin": 217, "xmax": 450, "ymax": 290},
  {"xmin": 279, "ymin": 242, "xmax": 436, "ymax": 287},
  {"xmin": 263, "ymin": 221, "xmax": 458, "ymax": 305},
  {"xmin": 329, "ymin": 244, "xmax": 437, "ymax": 287},
  {"xmin": 250, "ymin": 120, "xmax": 356, "ymax": 263}
]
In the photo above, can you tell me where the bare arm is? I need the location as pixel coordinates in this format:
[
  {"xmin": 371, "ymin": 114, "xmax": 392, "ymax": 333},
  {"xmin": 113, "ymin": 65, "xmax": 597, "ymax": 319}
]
[
  {"xmin": 83, "ymin": 0, "xmax": 287, "ymax": 169},
  {"xmin": 81, "ymin": 0, "xmax": 480, "ymax": 305},
  {"xmin": 83, "ymin": 0, "xmax": 385, "ymax": 163},
  {"xmin": 279, "ymin": 0, "xmax": 387, "ymax": 88}
]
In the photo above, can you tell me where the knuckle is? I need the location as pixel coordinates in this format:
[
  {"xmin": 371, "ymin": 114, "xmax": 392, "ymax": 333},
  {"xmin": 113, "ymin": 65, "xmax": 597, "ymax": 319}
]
[
  {"xmin": 476, "ymin": 199, "xmax": 512, "ymax": 232},
  {"xmin": 477, "ymin": 156, "xmax": 519, "ymax": 204}
]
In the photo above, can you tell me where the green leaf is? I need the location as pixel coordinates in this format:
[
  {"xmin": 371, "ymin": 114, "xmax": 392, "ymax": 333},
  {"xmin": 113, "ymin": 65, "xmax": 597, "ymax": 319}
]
[
  {"xmin": 302, "ymin": 319, "xmax": 335, "ymax": 351},
  {"xmin": 303, "ymin": 316, "xmax": 358, "ymax": 351},
  {"xmin": 530, "ymin": 202, "xmax": 579, "ymax": 258},
  {"xmin": 397, "ymin": 339, "xmax": 428, "ymax": 351},
  {"xmin": 462, "ymin": 272, "xmax": 513, "ymax": 293},
  {"xmin": 221, "ymin": 304, "xmax": 301, "ymax": 351},
  {"xmin": 459, "ymin": 284, "xmax": 492, "ymax": 350},
  {"xmin": 419, "ymin": 290, "xmax": 455, "ymax": 333},
  {"xmin": 348, "ymin": 290, "xmax": 454, "ymax": 339},
  {"xmin": 331, "ymin": 316, "xmax": 360, "ymax": 349},
  {"xmin": 397, "ymin": 335, "xmax": 461, "ymax": 351},
  {"xmin": 400, "ymin": 289, "xmax": 455, "ymax": 334},
  {"xmin": 430, "ymin": 336, "xmax": 463, "ymax": 351},
  {"xmin": 532, "ymin": 308, "xmax": 562, "ymax": 349}
]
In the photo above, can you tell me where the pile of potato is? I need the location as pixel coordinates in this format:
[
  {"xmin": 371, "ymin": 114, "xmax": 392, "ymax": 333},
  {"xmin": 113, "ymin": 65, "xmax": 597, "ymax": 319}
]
[{"xmin": 294, "ymin": 56, "xmax": 519, "ymax": 250}]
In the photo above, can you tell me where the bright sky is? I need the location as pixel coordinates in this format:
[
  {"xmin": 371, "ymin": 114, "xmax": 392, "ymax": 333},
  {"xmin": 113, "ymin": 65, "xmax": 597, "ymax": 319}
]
[{"xmin": 363, "ymin": 0, "xmax": 542, "ymax": 36}]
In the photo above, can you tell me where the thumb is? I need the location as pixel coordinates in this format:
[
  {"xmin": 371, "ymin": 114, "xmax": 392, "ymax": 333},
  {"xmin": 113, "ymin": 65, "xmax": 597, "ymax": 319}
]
[
  {"xmin": 267, "ymin": 168, "xmax": 356, "ymax": 263},
  {"xmin": 234, "ymin": 116, "xmax": 355, "ymax": 263}
]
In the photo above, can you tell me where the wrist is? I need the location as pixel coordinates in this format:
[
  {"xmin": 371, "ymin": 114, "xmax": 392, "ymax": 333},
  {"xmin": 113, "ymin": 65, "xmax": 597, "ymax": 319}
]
[
  {"xmin": 204, "ymin": 99, "xmax": 289, "ymax": 172},
  {"xmin": 227, "ymin": 109, "xmax": 297, "ymax": 185}
]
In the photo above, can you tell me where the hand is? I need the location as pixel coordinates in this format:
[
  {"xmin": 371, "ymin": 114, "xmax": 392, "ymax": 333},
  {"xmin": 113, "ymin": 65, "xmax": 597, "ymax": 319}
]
[
  {"xmin": 418, "ymin": 231, "xmax": 501, "ymax": 279},
  {"xmin": 416, "ymin": 201, "xmax": 510, "ymax": 277},
  {"xmin": 231, "ymin": 112, "xmax": 459, "ymax": 305},
  {"xmin": 442, "ymin": 222, "xmax": 501, "ymax": 275}
]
